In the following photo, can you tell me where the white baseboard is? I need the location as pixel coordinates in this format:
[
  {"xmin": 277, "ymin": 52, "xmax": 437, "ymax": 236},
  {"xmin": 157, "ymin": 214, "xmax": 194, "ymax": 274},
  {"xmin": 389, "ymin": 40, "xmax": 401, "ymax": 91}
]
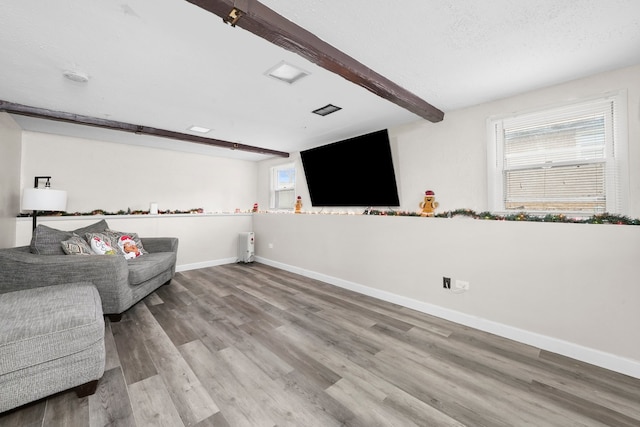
[
  {"xmin": 176, "ymin": 257, "xmax": 238, "ymax": 272},
  {"xmin": 255, "ymin": 256, "xmax": 640, "ymax": 380}
]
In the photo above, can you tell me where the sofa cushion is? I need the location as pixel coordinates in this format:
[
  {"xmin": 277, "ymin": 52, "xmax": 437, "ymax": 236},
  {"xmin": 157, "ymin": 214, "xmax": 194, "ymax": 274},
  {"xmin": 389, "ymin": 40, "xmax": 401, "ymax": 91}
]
[
  {"xmin": 0, "ymin": 282, "xmax": 104, "ymax": 376},
  {"xmin": 30, "ymin": 225, "xmax": 72, "ymax": 255},
  {"xmin": 127, "ymin": 252, "xmax": 176, "ymax": 285},
  {"xmin": 73, "ymin": 219, "xmax": 109, "ymax": 235},
  {"xmin": 61, "ymin": 234, "xmax": 94, "ymax": 255},
  {"xmin": 30, "ymin": 219, "xmax": 109, "ymax": 255}
]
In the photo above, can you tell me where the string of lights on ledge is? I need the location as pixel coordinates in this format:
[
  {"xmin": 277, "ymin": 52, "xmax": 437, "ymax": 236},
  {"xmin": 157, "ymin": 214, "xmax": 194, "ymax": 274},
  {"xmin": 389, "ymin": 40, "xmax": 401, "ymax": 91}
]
[
  {"xmin": 18, "ymin": 207, "xmax": 640, "ymax": 225},
  {"xmin": 17, "ymin": 208, "xmax": 207, "ymax": 217},
  {"xmin": 365, "ymin": 208, "xmax": 640, "ymax": 225}
]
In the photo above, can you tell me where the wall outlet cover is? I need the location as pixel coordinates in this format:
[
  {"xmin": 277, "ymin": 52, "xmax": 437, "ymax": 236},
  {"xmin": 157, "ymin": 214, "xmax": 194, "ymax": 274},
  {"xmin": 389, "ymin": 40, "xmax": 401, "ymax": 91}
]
[{"xmin": 455, "ymin": 280, "xmax": 469, "ymax": 290}]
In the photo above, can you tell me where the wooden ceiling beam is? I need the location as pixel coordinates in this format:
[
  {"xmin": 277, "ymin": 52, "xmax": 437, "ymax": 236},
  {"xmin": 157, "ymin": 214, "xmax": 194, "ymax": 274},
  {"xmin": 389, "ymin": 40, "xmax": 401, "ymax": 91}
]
[
  {"xmin": 0, "ymin": 100, "xmax": 290, "ymax": 158},
  {"xmin": 186, "ymin": 0, "xmax": 444, "ymax": 123}
]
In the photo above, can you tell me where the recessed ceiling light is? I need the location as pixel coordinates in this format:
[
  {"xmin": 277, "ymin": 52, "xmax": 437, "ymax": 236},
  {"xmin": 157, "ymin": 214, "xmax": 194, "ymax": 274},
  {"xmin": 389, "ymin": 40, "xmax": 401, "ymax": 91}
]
[
  {"xmin": 312, "ymin": 104, "xmax": 342, "ymax": 116},
  {"xmin": 188, "ymin": 125, "xmax": 211, "ymax": 133},
  {"xmin": 265, "ymin": 61, "xmax": 309, "ymax": 84}
]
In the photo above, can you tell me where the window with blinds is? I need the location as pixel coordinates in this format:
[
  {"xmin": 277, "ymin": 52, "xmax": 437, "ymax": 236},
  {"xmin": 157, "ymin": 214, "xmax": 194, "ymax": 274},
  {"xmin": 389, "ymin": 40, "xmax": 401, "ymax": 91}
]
[
  {"xmin": 488, "ymin": 92, "xmax": 627, "ymax": 215},
  {"xmin": 270, "ymin": 163, "xmax": 296, "ymax": 210}
]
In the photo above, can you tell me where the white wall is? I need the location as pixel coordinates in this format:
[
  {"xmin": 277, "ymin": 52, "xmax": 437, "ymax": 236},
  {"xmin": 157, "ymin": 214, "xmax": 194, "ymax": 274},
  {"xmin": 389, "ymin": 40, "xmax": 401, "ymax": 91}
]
[
  {"xmin": 0, "ymin": 113, "xmax": 22, "ymax": 248},
  {"xmin": 15, "ymin": 214, "xmax": 253, "ymax": 269},
  {"xmin": 253, "ymin": 64, "xmax": 640, "ymax": 378},
  {"xmin": 13, "ymin": 129, "xmax": 260, "ymax": 265},
  {"xmin": 394, "ymin": 63, "xmax": 640, "ymax": 216},
  {"xmin": 20, "ymin": 131, "xmax": 259, "ymax": 215}
]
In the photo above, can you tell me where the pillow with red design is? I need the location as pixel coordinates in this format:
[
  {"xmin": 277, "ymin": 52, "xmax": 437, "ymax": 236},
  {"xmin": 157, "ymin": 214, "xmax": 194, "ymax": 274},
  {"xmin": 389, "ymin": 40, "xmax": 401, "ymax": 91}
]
[{"xmin": 85, "ymin": 233, "xmax": 117, "ymax": 255}]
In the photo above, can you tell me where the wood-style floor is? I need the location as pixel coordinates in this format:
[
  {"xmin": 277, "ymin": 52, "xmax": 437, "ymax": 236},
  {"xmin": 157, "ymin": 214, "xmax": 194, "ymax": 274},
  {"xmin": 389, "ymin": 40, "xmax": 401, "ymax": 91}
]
[{"xmin": 2, "ymin": 263, "xmax": 639, "ymax": 427}]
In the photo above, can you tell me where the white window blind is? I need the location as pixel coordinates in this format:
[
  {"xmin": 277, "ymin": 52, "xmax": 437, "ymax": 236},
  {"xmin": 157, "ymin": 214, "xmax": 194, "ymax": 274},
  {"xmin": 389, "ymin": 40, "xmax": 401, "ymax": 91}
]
[{"xmin": 488, "ymin": 92, "xmax": 627, "ymax": 215}]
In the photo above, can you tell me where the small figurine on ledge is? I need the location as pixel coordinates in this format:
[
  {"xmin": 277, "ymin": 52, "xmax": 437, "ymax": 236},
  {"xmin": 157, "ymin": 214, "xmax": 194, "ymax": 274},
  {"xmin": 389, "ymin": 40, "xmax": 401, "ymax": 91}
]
[
  {"xmin": 252, "ymin": 203, "xmax": 259, "ymax": 213},
  {"xmin": 419, "ymin": 190, "xmax": 439, "ymax": 217},
  {"xmin": 294, "ymin": 196, "xmax": 302, "ymax": 214}
]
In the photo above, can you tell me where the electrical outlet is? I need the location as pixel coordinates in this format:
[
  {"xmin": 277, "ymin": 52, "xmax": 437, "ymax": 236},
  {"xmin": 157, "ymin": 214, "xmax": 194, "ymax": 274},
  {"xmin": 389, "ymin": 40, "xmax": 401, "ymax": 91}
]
[
  {"xmin": 455, "ymin": 280, "xmax": 469, "ymax": 291},
  {"xmin": 268, "ymin": 243, "xmax": 274, "ymax": 249},
  {"xmin": 443, "ymin": 277, "xmax": 451, "ymax": 289}
]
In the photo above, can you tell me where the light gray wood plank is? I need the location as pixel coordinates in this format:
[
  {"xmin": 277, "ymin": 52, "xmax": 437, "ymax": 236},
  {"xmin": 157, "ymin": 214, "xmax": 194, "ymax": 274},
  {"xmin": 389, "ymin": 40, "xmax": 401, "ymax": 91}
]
[
  {"xmin": 103, "ymin": 319, "xmax": 121, "ymax": 371},
  {"xmin": 221, "ymin": 293, "xmax": 283, "ymax": 329},
  {"xmin": 147, "ymin": 303, "xmax": 200, "ymax": 347},
  {"xmin": 192, "ymin": 411, "xmax": 232, "ymax": 427},
  {"xmin": 274, "ymin": 322, "xmax": 466, "ymax": 427},
  {"xmin": 179, "ymin": 339, "xmax": 276, "ymax": 427},
  {"xmin": 110, "ymin": 319, "xmax": 158, "ymax": 385},
  {"xmin": 326, "ymin": 377, "xmax": 421, "ymax": 427},
  {"xmin": 236, "ymin": 283, "xmax": 293, "ymax": 311},
  {"xmin": 229, "ymin": 329, "xmax": 295, "ymax": 380},
  {"xmin": 0, "ymin": 400, "xmax": 46, "ymax": 427},
  {"xmin": 154, "ymin": 284, "xmax": 196, "ymax": 309},
  {"xmin": 238, "ymin": 320, "xmax": 343, "ymax": 390},
  {"xmin": 130, "ymin": 303, "xmax": 217, "ymax": 426},
  {"xmin": 89, "ymin": 367, "xmax": 136, "ymax": 427},
  {"xmin": 42, "ymin": 391, "xmax": 89, "ymax": 427},
  {"xmin": 276, "ymin": 368, "xmax": 363, "ymax": 427},
  {"xmin": 128, "ymin": 375, "xmax": 185, "ymax": 427},
  {"xmin": 531, "ymin": 380, "xmax": 640, "ymax": 427},
  {"xmin": 217, "ymin": 345, "xmax": 345, "ymax": 427},
  {"xmin": 144, "ymin": 291, "xmax": 164, "ymax": 306}
]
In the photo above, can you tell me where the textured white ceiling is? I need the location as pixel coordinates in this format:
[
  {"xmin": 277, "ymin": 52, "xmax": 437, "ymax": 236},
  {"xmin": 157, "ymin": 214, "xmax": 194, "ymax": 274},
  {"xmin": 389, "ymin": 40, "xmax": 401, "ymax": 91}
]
[{"xmin": 1, "ymin": 0, "xmax": 639, "ymax": 161}]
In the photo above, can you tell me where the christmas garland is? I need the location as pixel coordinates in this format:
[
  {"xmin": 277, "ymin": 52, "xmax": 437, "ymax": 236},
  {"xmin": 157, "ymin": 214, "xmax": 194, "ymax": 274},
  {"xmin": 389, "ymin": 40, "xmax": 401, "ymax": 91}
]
[
  {"xmin": 366, "ymin": 208, "xmax": 640, "ymax": 225},
  {"xmin": 19, "ymin": 207, "xmax": 640, "ymax": 225},
  {"xmin": 18, "ymin": 208, "xmax": 205, "ymax": 217}
]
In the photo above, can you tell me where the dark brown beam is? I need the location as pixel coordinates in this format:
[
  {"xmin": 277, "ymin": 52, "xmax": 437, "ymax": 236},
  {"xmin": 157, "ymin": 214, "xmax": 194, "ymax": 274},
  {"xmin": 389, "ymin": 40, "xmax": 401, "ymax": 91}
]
[
  {"xmin": 0, "ymin": 100, "xmax": 289, "ymax": 158},
  {"xmin": 186, "ymin": 0, "xmax": 444, "ymax": 123}
]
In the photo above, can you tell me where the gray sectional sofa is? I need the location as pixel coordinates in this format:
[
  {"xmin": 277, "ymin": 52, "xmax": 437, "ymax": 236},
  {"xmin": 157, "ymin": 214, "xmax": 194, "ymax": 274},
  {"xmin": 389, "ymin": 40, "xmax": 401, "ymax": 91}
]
[
  {"xmin": 0, "ymin": 219, "xmax": 179, "ymax": 319},
  {"xmin": 0, "ymin": 219, "xmax": 179, "ymax": 411},
  {"xmin": 0, "ymin": 282, "xmax": 105, "ymax": 413}
]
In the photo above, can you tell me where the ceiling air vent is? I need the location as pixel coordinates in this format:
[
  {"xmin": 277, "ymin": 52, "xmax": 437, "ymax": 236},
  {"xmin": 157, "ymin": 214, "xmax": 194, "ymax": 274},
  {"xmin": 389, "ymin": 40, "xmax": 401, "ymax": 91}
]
[{"xmin": 312, "ymin": 104, "xmax": 342, "ymax": 116}]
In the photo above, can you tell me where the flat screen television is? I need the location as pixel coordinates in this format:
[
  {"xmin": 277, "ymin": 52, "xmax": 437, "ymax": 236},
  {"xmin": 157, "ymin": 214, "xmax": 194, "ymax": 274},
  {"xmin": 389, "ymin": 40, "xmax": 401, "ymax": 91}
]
[{"xmin": 300, "ymin": 129, "xmax": 400, "ymax": 207}]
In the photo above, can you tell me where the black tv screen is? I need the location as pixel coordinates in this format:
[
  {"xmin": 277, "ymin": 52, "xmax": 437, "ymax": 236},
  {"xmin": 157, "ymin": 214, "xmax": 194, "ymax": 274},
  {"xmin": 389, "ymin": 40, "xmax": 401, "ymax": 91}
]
[{"xmin": 300, "ymin": 129, "xmax": 400, "ymax": 207}]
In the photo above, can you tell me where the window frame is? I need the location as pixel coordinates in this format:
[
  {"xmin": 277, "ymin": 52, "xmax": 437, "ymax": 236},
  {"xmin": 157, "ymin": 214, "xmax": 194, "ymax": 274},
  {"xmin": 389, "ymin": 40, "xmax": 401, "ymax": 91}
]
[
  {"xmin": 487, "ymin": 91, "xmax": 628, "ymax": 216},
  {"xmin": 269, "ymin": 163, "xmax": 296, "ymax": 210}
]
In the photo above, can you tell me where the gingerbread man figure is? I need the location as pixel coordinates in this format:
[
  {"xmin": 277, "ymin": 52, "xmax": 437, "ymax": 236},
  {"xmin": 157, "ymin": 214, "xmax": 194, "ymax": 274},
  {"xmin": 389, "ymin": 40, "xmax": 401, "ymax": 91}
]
[{"xmin": 419, "ymin": 190, "xmax": 439, "ymax": 217}]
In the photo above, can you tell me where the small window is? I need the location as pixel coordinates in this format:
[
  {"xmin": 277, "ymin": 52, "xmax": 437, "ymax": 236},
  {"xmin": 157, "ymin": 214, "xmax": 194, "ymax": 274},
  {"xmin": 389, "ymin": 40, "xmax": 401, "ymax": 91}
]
[
  {"xmin": 487, "ymin": 92, "xmax": 628, "ymax": 215},
  {"xmin": 270, "ymin": 164, "xmax": 296, "ymax": 210}
]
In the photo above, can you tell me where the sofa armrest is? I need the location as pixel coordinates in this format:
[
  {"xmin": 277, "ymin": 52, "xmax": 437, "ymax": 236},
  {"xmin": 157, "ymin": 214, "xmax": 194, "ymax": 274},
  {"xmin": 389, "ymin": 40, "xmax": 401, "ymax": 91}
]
[
  {"xmin": 141, "ymin": 237, "xmax": 179, "ymax": 254},
  {"xmin": 0, "ymin": 247, "xmax": 129, "ymax": 299}
]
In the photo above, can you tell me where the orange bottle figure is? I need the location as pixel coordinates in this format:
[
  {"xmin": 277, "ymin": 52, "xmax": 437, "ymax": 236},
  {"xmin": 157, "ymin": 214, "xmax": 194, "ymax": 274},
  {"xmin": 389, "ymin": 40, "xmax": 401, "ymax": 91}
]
[{"xmin": 294, "ymin": 196, "xmax": 302, "ymax": 214}]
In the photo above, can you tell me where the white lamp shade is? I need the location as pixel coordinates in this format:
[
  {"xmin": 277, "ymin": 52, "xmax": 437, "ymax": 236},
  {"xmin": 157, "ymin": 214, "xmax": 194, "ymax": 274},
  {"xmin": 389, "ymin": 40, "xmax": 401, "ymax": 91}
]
[{"xmin": 22, "ymin": 188, "xmax": 68, "ymax": 211}]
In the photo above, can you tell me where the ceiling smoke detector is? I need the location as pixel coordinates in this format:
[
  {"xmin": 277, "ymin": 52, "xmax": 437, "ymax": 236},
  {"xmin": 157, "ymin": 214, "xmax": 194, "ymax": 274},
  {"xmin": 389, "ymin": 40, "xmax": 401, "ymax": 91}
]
[{"xmin": 63, "ymin": 70, "xmax": 90, "ymax": 83}]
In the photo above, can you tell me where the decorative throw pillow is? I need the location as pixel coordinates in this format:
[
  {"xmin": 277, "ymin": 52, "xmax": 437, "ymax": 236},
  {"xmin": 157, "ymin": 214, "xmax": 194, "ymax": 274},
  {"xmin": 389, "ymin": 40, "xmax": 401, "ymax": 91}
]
[
  {"xmin": 85, "ymin": 233, "xmax": 118, "ymax": 255},
  {"xmin": 29, "ymin": 219, "xmax": 110, "ymax": 255},
  {"xmin": 60, "ymin": 234, "xmax": 93, "ymax": 255},
  {"xmin": 107, "ymin": 229, "xmax": 147, "ymax": 259}
]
